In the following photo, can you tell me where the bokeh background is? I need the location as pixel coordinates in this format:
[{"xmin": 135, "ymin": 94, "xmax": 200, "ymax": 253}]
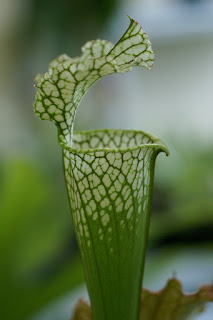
[{"xmin": 0, "ymin": 0, "xmax": 213, "ymax": 319}]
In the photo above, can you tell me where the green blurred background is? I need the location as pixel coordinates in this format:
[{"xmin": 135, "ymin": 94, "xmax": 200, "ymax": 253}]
[{"xmin": 0, "ymin": 0, "xmax": 213, "ymax": 319}]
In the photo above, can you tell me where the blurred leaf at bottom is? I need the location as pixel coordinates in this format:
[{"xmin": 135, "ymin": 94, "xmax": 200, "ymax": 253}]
[{"xmin": 71, "ymin": 279, "xmax": 213, "ymax": 320}]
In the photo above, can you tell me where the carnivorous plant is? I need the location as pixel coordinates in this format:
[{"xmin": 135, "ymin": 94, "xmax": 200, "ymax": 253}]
[{"xmin": 33, "ymin": 17, "xmax": 213, "ymax": 320}]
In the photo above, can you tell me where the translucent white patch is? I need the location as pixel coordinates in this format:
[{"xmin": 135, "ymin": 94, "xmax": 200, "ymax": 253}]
[
  {"xmin": 100, "ymin": 198, "xmax": 110, "ymax": 208},
  {"xmin": 123, "ymin": 187, "xmax": 131, "ymax": 201},
  {"xmin": 52, "ymin": 97, "xmax": 64, "ymax": 109},
  {"xmin": 48, "ymin": 105, "xmax": 56, "ymax": 114},
  {"xmin": 86, "ymin": 205, "xmax": 92, "ymax": 216},
  {"xmin": 85, "ymin": 154, "xmax": 95, "ymax": 163},
  {"xmin": 60, "ymin": 122, "xmax": 67, "ymax": 129},
  {"xmin": 103, "ymin": 174, "xmax": 111, "ymax": 187},
  {"xmin": 127, "ymin": 172, "xmax": 135, "ymax": 184},
  {"xmin": 96, "ymin": 166, "xmax": 102, "ymax": 176},
  {"xmin": 89, "ymin": 199, "xmax": 96, "ymax": 211},
  {"xmin": 114, "ymin": 180, "xmax": 122, "ymax": 192},
  {"xmin": 121, "ymin": 162, "xmax": 129, "ymax": 175},
  {"xmin": 124, "ymin": 197, "xmax": 132, "ymax": 210},
  {"xmin": 93, "ymin": 188, "xmax": 101, "ymax": 202},
  {"xmin": 98, "ymin": 185, "xmax": 106, "ymax": 196},
  {"xmin": 101, "ymin": 214, "xmax": 110, "ymax": 226},
  {"xmin": 93, "ymin": 212, "xmax": 98, "ymax": 220},
  {"xmin": 118, "ymin": 173, "xmax": 125, "ymax": 184},
  {"xmin": 114, "ymin": 159, "xmax": 122, "ymax": 168},
  {"xmin": 123, "ymin": 152, "xmax": 131, "ymax": 161},
  {"xmin": 117, "ymin": 202, "xmax": 123, "ymax": 212},
  {"xmin": 111, "ymin": 192, "xmax": 117, "ymax": 201},
  {"xmin": 89, "ymin": 173, "xmax": 100, "ymax": 187},
  {"xmin": 85, "ymin": 189, "xmax": 92, "ymax": 201},
  {"xmin": 42, "ymin": 113, "xmax": 50, "ymax": 120},
  {"xmin": 127, "ymin": 206, "xmax": 133, "ymax": 219},
  {"xmin": 58, "ymin": 80, "xmax": 65, "ymax": 88},
  {"xmin": 36, "ymin": 105, "xmax": 45, "ymax": 113},
  {"xmin": 101, "ymin": 162, "xmax": 109, "ymax": 172}
]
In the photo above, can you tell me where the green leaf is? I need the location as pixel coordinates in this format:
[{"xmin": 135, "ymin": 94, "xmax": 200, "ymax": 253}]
[
  {"xmin": 34, "ymin": 16, "xmax": 154, "ymax": 148},
  {"xmin": 71, "ymin": 279, "xmax": 213, "ymax": 320}
]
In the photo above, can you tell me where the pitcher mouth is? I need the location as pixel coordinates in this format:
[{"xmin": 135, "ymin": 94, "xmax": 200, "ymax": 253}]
[{"xmin": 63, "ymin": 128, "xmax": 169, "ymax": 156}]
